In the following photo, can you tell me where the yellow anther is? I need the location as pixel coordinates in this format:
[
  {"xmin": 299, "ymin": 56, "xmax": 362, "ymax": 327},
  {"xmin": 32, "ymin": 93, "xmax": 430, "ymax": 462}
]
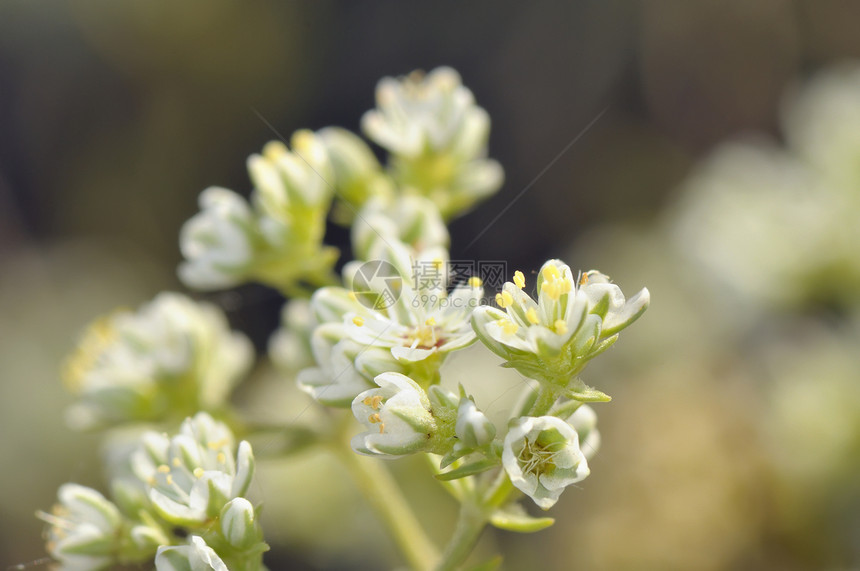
[
  {"xmin": 544, "ymin": 265, "xmax": 561, "ymax": 281},
  {"xmin": 513, "ymin": 271, "xmax": 526, "ymax": 289},
  {"xmin": 432, "ymin": 258, "xmax": 444, "ymax": 269},
  {"xmin": 579, "ymin": 272, "xmax": 589, "ymax": 286},
  {"xmin": 425, "ymin": 317, "xmax": 436, "ymax": 326},
  {"xmin": 157, "ymin": 464, "xmax": 171, "ymax": 474},
  {"xmin": 352, "ymin": 316, "xmax": 365, "ymax": 327},
  {"xmin": 363, "ymin": 395, "xmax": 384, "ymax": 410},
  {"xmin": 554, "ymin": 320, "xmax": 568, "ymax": 335},
  {"xmin": 147, "ymin": 476, "xmax": 156, "ymax": 486},
  {"xmin": 542, "ymin": 280, "xmax": 562, "ymax": 300},
  {"xmin": 369, "ymin": 413, "xmax": 382, "ymax": 424},
  {"xmin": 348, "ymin": 291, "xmax": 358, "ymax": 302},
  {"xmin": 207, "ymin": 438, "xmax": 229, "ymax": 450},
  {"xmin": 166, "ymin": 474, "xmax": 174, "ymax": 486},
  {"xmin": 193, "ymin": 468, "xmax": 204, "ymax": 479},
  {"xmin": 526, "ymin": 307, "xmax": 540, "ymax": 324},
  {"xmin": 216, "ymin": 452, "xmax": 226, "ymax": 465},
  {"xmin": 172, "ymin": 458, "xmax": 182, "ymax": 467},
  {"xmin": 495, "ymin": 291, "xmax": 514, "ymax": 308},
  {"xmin": 468, "ymin": 276, "xmax": 483, "ymax": 288},
  {"xmin": 496, "ymin": 319, "xmax": 518, "ymax": 335},
  {"xmin": 379, "ymin": 422, "xmax": 385, "ymax": 434}
]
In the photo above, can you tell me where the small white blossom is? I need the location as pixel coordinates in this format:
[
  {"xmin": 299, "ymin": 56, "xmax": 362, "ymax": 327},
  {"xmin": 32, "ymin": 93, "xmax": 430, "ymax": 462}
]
[
  {"xmin": 296, "ymin": 323, "xmax": 376, "ymax": 407},
  {"xmin": 178, "ymin": 187, "xmax": 257, "ymax": 290},
  {"xmin": 455, "ymin": 397, "xmax": 496, "ymax": 448},
  {"xmin": 37, "ymin": 484, "xmax": 124, "ymax": 571},
  {"xmin": 155, "ymin": 536, "xmax": 228, "ymax": 571},
  {"xmin": 308, "ymin": 241, "xmax": 482, "ymax": 388},
  {"xmin": 131, "ymin": 413, "xmax": 255, "ymax": 526},
  {"xmin": 220, "ymin": 497, "xmax": 263, "ymax": 550},
  {"xmin": 352, "ymin": 195, "xmax": 449, "ymax": 261},
  {"xmin": 351, "ymin": 372, "xmax": 436, "ymax": 457},
  {"xmin": 472, "ymin": 260, "xmax": 648, "ymax": 395},
  {"xmin": 502, "ymin": 416, "xmax": 590, "ymax": 510},
  {"xmin": 361, "ymin": 67, "xmax": 503, "ymax": 219},
  {"xmin": 63, "ymin": 293, "xmax": 253, "ymax": 429}
]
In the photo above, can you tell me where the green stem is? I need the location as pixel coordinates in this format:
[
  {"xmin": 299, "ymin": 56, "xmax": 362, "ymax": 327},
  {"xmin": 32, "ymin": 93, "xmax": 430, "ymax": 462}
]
[
  {"xmin": 528, "ymin": 387, "xmax": 560, "ymax": 417},
  {"xmin": 333, "ymin": 446, "xmax": 440, "ymax": 570},
  {"xmin": 435, "ymin": 504, "xmax": 488, "ymax": 571}
]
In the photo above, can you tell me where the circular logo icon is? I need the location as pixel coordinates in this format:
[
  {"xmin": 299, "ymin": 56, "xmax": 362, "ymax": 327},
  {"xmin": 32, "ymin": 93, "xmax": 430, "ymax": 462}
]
[{"xmin": 352, "ymin": 260, "xmax": 403, "ymax": 310}]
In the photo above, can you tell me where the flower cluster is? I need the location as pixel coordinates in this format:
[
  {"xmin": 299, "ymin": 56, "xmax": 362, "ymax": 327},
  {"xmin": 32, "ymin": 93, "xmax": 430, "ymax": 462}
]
[
  {"xmin": 179, "ymin": 131, "xmax": 339, "ymax": 293},
  {"xmin": 39, "ymin": 413, "xmax": 265, "ymax": 571},
  {"xmin": 41, "ymin": 66, "xmax": 650, "ymax": 570},
  {"xmin": 63, "ymin": 292, "xmax": 253, "ymax": 429},
  {"xmin": 362, "ymin": 67, "xmax": 504, "ymax": 219}
]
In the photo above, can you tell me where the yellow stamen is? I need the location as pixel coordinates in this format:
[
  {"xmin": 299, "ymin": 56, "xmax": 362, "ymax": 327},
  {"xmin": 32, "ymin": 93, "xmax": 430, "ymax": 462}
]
[
  {"xmin": 352, "ymin": 316, "xmax": 365, "ymax": 327},
  {"xmin": 193, "ymin": 468, "xmax": 204, "ymax": 478},
  {"xmin": 514, "ymin": 271, "xmax": 526, "ymax": 289},
  {"xmin": 544, "ymin": 265, "xmax": 561, "ymax": 281},
  {"xmin": 542, "ymin": 280, "xmax": 562, "ymax": 300},
  {"xmin": 495, "ymin": 291, "xmax": 514, "ymax": 308},
  {"xmin": 425, "ymin": 317, "xmax": 436, "ymax": 326},
  {"xmin": 468, "ymin": 276, "xmax": 483, "ymax": 288},
  {"xmin": 497, "ymin": 318, "xmax": 519, "ymax": 335},
  {"xmin": 526, "ymin": 307, "xmax": 540, "ymax": 324},
  {"xmin": 207, "ymin": 438, "xmax": 229, "ymax": 450},
  {"xmin": 172, "ymin": 458, "xmax": 182, "ymax": 467},
  {"xmin": 363, "ymin": 395, "xmax": 384, "ymax": 410},
  {"xmin": 216, "ymin": 452, "xmax": 226, "ymax": 465},
  {"xmin": 165, "ymin": 474, "xmax": 174, "ymax": 486},
  {"xmin": 369, "ymin": 413, "xmax": 382, "ymax": 424},
  {"xmin": 554, "ymin": 320, "xmax": 568, "ymax": 335},
  {"xmin": 579, "ymin": 272, "xmax": 589, "ymax": 286},
  {"xmin": 157, "ymin": 464, "xmax": 171, "ymax": 474},
  {"xmin": 348, "ymin": 291, "xmax": 358, "ymax": 301}
]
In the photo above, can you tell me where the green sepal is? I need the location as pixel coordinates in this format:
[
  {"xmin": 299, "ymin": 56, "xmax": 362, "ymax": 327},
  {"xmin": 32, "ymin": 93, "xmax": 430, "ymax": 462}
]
[
  {"xmin": 564, "ymin": 379, "xmax": 611, "ymax": 403},
  {"xmin": 489, "ymin": 504, "xmax": 555, "ymax": 533},
  {"xmin": 500, "ymin": 359, "xmax": 550, "ymax": 383},
  {"xmin": 435, "ymin": 457, "xmax": 498, "ymax": 481}
]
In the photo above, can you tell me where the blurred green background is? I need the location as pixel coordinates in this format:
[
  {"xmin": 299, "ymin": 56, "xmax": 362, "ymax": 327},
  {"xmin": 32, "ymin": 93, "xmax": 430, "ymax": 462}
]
[{"xmin": 3, "ymin": 1, "xmax": 860, "ymax": 569}]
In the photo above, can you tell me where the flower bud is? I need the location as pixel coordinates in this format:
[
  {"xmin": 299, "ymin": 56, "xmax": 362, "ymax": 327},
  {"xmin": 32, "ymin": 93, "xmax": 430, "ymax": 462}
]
[
  {"xmin": 220, "ymin": 497, "xmax": 263, "ymax": 550},
  {"xmin": 455, "ymin": 397, "xmax": 496, "ymax": 448}
]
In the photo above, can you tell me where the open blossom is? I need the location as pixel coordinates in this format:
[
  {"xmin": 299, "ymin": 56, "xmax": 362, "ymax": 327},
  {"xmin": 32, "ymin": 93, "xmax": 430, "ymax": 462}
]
[
  {"xmin": 63, "ymin": 292, "xmax": 253, "ymax": 429},
  {"xmin": 502, "ymin": 416, "xmax": 590, "ymax": 510},
  {"xmin": 308, "ymin": 240, "xmax": 482, "ymax": 391},
  {"xmin": 472, "ymin": 260, "xmax": 649, "ymax": 397},
  {"xmin": 131, "ymin": 413, "xmax": 255, "ymax": 526},
  {"xmin": 351, "ymin": 372, "xmax": 436, "ymax": 457}
]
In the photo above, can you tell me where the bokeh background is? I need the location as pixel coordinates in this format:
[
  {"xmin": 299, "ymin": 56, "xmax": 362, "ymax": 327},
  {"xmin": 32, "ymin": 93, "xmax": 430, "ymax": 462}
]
[{"xmin": 3, "ymin": 1, "xmax": 860, "ymax": 569}]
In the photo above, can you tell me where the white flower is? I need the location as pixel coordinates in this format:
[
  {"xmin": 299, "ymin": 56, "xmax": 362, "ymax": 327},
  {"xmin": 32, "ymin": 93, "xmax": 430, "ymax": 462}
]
[
  {"xmin": 502, "ymin": 416, "xmax": 590, "ymax": 510},
  {"xmin": 351, "ymin": 372, "xmax": 436, "ymax": 457},
  {"xmin": 471, "ymin": 260, "xmax": 648, "ymax": 394},
  {"xmin": 455, "ymin": 397, "xmax": 496, "ymax": 448},
  {"xmin": 155, "ymin": 536, "xmax": 228, "ymax": 571},
  {"xmin": 38, "ymin": 484, "xmax": 123, "ymax": 570},
  {"xmin": 309, "ymin": 241, "xmax": 482, "ymax": 382},
  {"xmin": 63, "ymin": 293, "xmax": 253, "ymax": 429},
  {"xmin": 178, "ymin": 187, "xmax": 256, "ymax": 290},
  {"xmin": 361, "ymin": 67, "xmax": 503, "ymax": 219},
  {"xmin": 296, "ymin": 323, "xmax": 376, "ymax": 407},
  {"xmin": 131, "ymin": 413, "xmax": 255, "ymax": 526},
  {"xmin": 352, "ymin": 195, "xmax": 449, "ymax": 261},
  {"xmin": 220, "ymin": 497, "xmax": 263, "ymax": 550}
]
